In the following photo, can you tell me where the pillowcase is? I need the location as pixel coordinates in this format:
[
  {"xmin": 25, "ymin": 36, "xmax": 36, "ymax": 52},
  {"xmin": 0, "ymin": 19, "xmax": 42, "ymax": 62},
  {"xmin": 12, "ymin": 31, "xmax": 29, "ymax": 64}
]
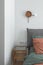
[{"xmin": 32, "ymin": 36, "xmax": 43, "ymax": 54}]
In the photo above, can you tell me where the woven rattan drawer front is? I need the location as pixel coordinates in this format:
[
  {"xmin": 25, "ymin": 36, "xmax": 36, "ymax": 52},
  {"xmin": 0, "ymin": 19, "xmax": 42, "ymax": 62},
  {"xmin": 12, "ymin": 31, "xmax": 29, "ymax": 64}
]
[
  {"xmin": 16, "ymin": 50, "xmax": 27, "ymax": 54},
  {"xmin": 12, "ymin": 45, "xmax": 28, "ymax": 65}
]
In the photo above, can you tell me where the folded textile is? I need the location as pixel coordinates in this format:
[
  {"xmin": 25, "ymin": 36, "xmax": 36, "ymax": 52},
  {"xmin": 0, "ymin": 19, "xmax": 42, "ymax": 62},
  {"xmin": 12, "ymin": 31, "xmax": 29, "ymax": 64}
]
[{"xmin": 23, "ymin": 52, "xmax": 43, "ymax": 65}]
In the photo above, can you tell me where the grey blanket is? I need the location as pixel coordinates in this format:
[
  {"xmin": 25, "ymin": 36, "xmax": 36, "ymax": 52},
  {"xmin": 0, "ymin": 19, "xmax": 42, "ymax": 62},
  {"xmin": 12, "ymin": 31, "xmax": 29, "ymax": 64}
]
[{"xmin": 23, "ymin": 52, "xmax": 43, "ymax": 65}]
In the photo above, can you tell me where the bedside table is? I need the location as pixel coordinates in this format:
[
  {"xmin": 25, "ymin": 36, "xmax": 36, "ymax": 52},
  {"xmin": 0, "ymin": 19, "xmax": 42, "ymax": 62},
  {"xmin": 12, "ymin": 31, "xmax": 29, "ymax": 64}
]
[{"xmin": 12, "ymin": 45, "xmax": 28, "ymax": 65}]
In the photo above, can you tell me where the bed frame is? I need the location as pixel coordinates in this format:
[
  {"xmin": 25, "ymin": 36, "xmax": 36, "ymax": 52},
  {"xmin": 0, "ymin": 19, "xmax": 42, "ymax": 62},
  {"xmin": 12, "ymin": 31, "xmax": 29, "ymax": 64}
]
[{"xmin": 27, "ymin": 28, "xmax": 43, "ymax": 53}]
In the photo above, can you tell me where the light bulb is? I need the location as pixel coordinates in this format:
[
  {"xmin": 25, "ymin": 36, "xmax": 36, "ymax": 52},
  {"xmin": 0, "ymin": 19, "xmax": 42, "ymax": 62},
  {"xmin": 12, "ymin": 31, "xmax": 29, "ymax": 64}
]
[
  {"xmin": 32, "ymin": 13, "xmax": 37, "ymax": 16},
  {"xmin": 34, "ymin": 13, "xmax": 37, "ymax": 16}
]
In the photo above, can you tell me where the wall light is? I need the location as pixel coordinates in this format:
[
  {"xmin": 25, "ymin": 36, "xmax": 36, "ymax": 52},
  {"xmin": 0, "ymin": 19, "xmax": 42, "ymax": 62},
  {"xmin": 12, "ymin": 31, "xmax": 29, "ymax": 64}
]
[{"xmin": 25, "ymin": 11, "xmax": 37, "ymax": 23}]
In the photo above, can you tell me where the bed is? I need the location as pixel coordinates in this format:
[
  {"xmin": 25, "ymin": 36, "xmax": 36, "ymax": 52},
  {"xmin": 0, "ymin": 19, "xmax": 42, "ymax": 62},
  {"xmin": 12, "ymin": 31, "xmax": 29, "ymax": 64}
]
[
  {"xmin": 27, "ymin": 28, "xmax": 43, "ymax": 52},
  {"xmin": 23, "ymin": 28, "xmax": 43, "ymax": 65}
]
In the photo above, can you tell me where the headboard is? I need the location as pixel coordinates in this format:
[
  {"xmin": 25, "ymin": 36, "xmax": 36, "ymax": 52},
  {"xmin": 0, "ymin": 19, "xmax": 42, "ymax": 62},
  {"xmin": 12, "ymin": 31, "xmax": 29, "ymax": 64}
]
[{"xmin": 27, "ymin": 28, "xmax": 43, "ymax": 52}]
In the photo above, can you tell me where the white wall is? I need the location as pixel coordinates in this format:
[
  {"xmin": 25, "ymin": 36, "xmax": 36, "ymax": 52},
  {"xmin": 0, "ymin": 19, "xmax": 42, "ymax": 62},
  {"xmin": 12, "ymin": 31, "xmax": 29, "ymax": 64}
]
[
  {"xmin": 15, "ymin": 0, "xmax": 43, "ymax": 42},
  {"xmin": 5, "ymin": 0, "xmax": 15, "ymax": 65}
]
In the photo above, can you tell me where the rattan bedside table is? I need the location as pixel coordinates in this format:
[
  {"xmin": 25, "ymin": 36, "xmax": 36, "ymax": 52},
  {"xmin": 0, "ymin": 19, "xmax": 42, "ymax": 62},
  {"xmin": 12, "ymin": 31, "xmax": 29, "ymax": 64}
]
[{"xmin": 12, "ymin": 45, "xmax": 28, "ymax": 65}]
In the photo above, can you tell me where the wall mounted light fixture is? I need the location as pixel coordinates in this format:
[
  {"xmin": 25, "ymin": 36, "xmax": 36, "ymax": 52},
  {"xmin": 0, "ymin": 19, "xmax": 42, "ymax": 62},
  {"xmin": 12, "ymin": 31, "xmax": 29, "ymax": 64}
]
[{"xmin": 25, "ymin": 11, "xmax": 37, "ymax": 23}]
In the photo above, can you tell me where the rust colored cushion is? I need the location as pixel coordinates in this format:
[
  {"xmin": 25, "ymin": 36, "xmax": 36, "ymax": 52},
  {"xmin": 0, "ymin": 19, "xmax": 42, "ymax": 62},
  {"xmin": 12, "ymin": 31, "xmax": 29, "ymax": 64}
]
[
  {"xmin": 34, "ymin": 64, "xmax": 43, "ymax": 65},
  {"xmin": 32, "ymin": 36, "xmax": 43, "ymax": 65},
  {"xmin": 32, "ymin": 36, "xmax": 43, "ymax": 54}
]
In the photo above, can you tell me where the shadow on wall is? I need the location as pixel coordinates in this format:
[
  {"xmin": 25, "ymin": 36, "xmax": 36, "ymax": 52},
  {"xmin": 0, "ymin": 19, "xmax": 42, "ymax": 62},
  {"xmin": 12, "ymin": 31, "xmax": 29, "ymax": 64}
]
[
  {"xmin": 16, "ymin": 29, "xmax": 27, "ymax": 42},
  {"xmin": 7, "ymin": 43, "xmax": 16, "ymax": 65},
  {"xmin": 7, "ymin": 30, "xmax": 27, "ymax": 65}
]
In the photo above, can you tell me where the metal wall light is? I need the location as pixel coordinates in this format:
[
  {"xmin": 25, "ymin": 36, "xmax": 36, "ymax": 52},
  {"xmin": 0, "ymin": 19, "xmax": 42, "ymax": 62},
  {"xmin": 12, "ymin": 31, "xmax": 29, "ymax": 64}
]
[{"xmin": 25, "ymin": 11, "xmax": 37, "ymax": 23}]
